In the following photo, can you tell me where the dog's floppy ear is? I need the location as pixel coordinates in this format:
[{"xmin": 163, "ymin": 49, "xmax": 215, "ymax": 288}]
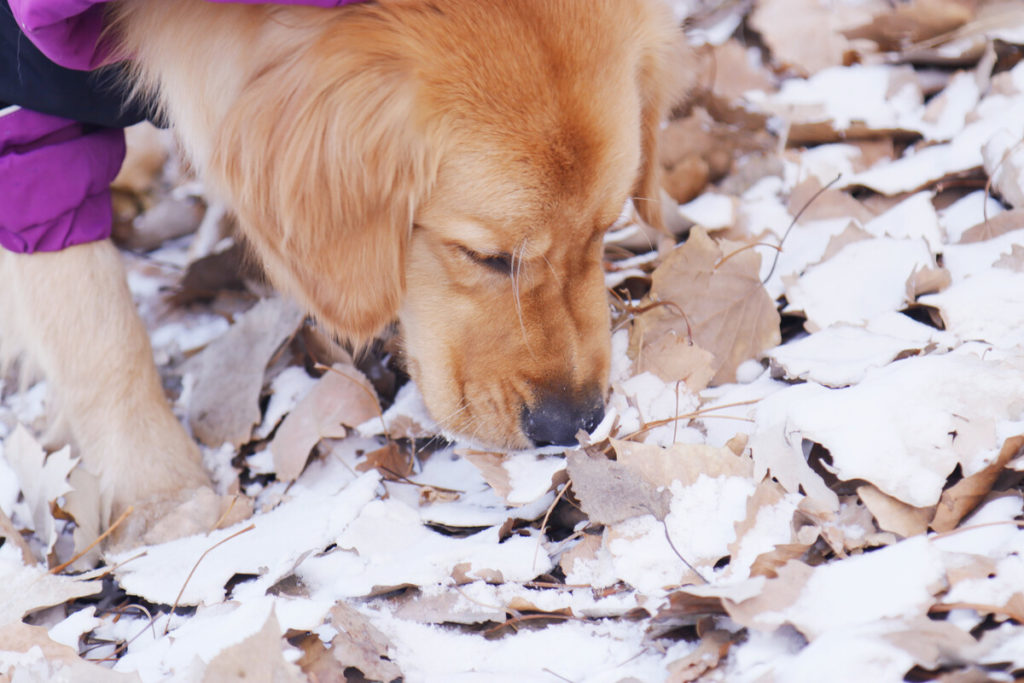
[
  {"xmin": 633, "ymin": 23, "xmax": 689, "ymax": 232},
  {"xmin": 209, "ymin": 26, "xmax": 434, "ymax": 344}
]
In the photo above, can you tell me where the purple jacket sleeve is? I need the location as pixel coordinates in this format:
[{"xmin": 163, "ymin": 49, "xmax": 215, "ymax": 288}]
[
  {"xmin": 9, "ymin": 0, "xmax": 365, "ymax": 71},
  {"xmin": 0, "ymin": 108, "xmax": 124, "ymax": 253}
]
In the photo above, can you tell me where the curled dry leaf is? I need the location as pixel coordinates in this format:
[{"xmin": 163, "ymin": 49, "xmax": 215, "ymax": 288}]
[
  {"xmin": 631, "ymin": 227, "xmax": 781, "ymax": 385},
  {"xmin": 666, "ymin": 628, "xmax": 733, "ymax": 682},
  {"xmin": 857, "ymin": 483, "xmax": 933, "ymax": 538},
  {"xmin": 270, "ymin": 363, "xmax": 380, "ymax": 481},
  {"xmin": 931, "ymin": 434, "xmax": 1024, "ymax": 532}
]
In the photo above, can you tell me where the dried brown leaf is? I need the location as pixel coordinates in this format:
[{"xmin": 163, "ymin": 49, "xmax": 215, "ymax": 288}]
[
  {"xmin": 461, "ymin": 451, "xmax": 513, "ymax": 501},
  {"xmin": 994, "ymin": 243, "xmax": 1024, "ymax": 272},
  {"xmin": 566, "ymin": 450, "xmax": 670, "ymax": 525},
  {"xmin": 202, "ymin": 611, "xmax": 304, "ymax": 683},
  {"xmin": 819, "ymin": 222, "xmax": 873, "ymax": 262},
  {"xmin": 328, "ymin": 603, "xmax": 402, "ymax": 682},
  {"xmin": 906, "ymin": 265, "xmax": 952, "ymax": 298},
  {"xmin": 957, "ymin": 208, "xmax": 1024, "ymax": 243},
  {"xmin": 881, "ymin": 616, "xmax": 981, "ymax": 671},
  {"xmin": 666, "ymin": 628, "xmax": 733, "ymax": 682},
  {"xmin": 857, "ymin": 483, "xmax": 934, "ymax": 537},
  {"xmin": 720, "ymin": 560, "xmax": 815, "ymax": 630},
  {"xmin": 559, "ymin": 533, "xmax": 603, "ymax": 578},
  {"xmin": 270, "ymin": 364, "xmax": 379, "ymax": 481},
  {"xmin": 186, "ymin": 297, "xmax": 305, "ymax": 447},
  {"xmin": 355, "ymin": 442, "xmax": 413, "ymax": 482},
  {"xmin": 295, "ymin": 634, "xmax": 347, "ymax": 683},
  {"xmin": 750, "ymin": 0, "xmax": 887, "ymax": 75},
  {"xmin": 662, "ymin": 155, "xmax": 710, "ymax": 204},
  {"xmin": 787, "ymin": 179, "xmax": 877, "ymax": 225},
  {"xmin": 843, "ymin": 0, "xmax": 976, "ymax": 50},
  {"xmin": 931, "ymin": 435, "xmax": 1024, "ymax": 532},
  {"xmin": 635, "ymin": 333, "xmax": 715, "ymax": 392},
  {"xmin": 704, "ymin": 40, "xmax": 776, "ymax": 102},
  {"xmin": 749, "ymin": 544, "xmax": 811, "ymax": 579},
  {"xmin": 632, "ymin": 227, "xmax": 781, "ymax": 385},
  {"xmin": 612, "ymin": 439, "xmax": 753, "ymax": 490}
]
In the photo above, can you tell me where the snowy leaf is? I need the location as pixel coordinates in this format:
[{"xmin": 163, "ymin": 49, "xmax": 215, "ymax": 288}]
[
  {"xmin": 0, "ymin": 622, "xmax": 138, "ymax": 682},
  {"xmin": 1, "ymin": 425, "xmax": 76, "ymax": 558},
  {"xmin": 785, "ymin": 237, "xmax": 934, "ymax": 330},
  {"xmin": 771, "ymin": 354, "xmax": 1024, "ymax": 508},
  {"xmin": 766, "ymin": 323, "xmax": 929, "ymax": 387},
  {"xmin": 725, "ymin": 537, "xmax": 945, "ymax": 638},
  {"xmin": 921, "ymin": 270, "xmax": 1024, "ymax": 348},
  {"xmin": 983, "ymin": 127, "xmax": 1024, "ymax": 209},
  {"xmin": 633, "ymin": 227, "xmax": 781, "ymax": 384}
]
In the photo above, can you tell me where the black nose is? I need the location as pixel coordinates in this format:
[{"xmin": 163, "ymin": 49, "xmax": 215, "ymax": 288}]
[{"xmin": 521, "ymin": 391, "xmax": 605, "ymax": 447}]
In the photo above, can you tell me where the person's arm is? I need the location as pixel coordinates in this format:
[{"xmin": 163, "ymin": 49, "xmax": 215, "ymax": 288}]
[{"xmin": 8, "ymin": 0, "xmax": 366, "ymax": 71}]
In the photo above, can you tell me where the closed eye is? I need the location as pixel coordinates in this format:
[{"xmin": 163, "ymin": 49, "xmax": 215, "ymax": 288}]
[{"xmin": 458, "ymin": 246, "xmax": 512, "ymax": 275}]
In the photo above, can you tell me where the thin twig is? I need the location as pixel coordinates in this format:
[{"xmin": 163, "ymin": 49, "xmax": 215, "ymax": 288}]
[
  {"xmin": 50, "ymin": 505, "xmax": 134, "ymax": 574},
  {"xmin": 663, "ymin": 522, "xmax": 709, "ymax": 584},
  {"xmin": 534, "ymin": 483, "xmax": 570, "ymax": 571},
  {"xmin": 762, "ymin": 173, "xmax": 843, "ymax": 285},
  {"xmin": 164, "ymin": 523, "xmax": 256, "ymax": 634}
]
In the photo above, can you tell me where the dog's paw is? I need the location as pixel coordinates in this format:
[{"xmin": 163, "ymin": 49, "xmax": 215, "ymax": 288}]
[{"xmin": 106, "ymin": 487, "xmax": 254, "ymax": 553}]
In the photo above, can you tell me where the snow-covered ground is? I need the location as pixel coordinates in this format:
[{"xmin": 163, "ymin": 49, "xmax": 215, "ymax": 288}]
[{"xmin": 4, "ymin": 1, "xmax": 1024, "ymax": 681}]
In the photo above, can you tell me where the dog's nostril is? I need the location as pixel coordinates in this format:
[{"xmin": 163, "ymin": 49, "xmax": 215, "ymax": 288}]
[{"xmin": 522, "ymin": 395, "xmax": 605, "ymax": 448}]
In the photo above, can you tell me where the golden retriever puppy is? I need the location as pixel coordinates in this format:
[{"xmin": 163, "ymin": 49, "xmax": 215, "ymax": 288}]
[{"xmin": 3, "ymin": 0, "xmax": 682, "ymax": 536}]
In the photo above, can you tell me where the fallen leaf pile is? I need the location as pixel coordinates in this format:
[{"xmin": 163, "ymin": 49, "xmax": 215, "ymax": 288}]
[{"xmin": 3, "ymin": 1, "xmax": 1024, "ymax": 680}]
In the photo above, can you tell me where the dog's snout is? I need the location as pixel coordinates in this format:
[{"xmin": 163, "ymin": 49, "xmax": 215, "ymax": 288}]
[{"xmin": 522, "ymin": 391, "xmax": 605, "ymax": 447}]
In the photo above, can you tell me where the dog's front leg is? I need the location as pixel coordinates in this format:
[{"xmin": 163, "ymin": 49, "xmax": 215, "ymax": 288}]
[{"xmin": 0, "ymin": 239, "xmax": 213, "ymax": 543}]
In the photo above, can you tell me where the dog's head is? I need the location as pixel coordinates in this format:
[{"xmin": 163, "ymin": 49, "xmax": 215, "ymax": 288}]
[{"xmin": 212, "ymin": 0, "xmax": 684, "ymax": 448}]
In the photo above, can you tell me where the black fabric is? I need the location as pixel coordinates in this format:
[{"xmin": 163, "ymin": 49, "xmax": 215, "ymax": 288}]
[{"xmin": 0, "ymin": 1, "xmax": 152, "ymax": 128}]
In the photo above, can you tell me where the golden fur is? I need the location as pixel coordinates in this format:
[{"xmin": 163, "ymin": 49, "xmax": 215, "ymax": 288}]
[{"xmin": 2, "ymin": 0, "xmax": 682, "ymax": 536}]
